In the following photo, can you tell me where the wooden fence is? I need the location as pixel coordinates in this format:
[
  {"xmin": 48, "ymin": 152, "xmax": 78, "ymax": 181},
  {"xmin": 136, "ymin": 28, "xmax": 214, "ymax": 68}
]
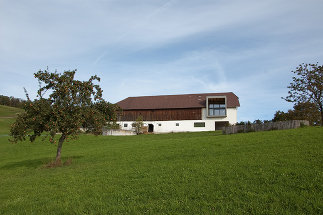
[{"xmin": 223, "ymin": 120, "xmax": 309, "ymax": 135}]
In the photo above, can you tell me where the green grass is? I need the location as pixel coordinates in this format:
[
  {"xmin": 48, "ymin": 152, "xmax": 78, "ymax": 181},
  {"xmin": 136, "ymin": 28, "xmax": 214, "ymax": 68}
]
[
  {"xmin": 0, "ymin": 105, "xmax": 24, "ymax": 134},
  {"xmin": 0, "ymin": 105, "xmax": 322, "ymax": 214},
  {"xmin": 0, "ymin": 105, "xmax": 24, "ymax": 118}
]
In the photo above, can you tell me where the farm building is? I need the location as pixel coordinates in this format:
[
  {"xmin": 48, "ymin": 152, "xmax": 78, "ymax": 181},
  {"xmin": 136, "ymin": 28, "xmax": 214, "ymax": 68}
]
[{"xmin": 116, "ymin": 92, "xmax": 240, "ymax": 133}]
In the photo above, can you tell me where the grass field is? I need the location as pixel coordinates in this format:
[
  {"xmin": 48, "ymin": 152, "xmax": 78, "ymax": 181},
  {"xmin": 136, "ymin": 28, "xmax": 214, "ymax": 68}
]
[
  {"xmin": 0, "ymin": 105, "xmax": 24, "ymax": 134},
  {"xmin": 0, "ymin": 105, "xmax": 322, "ymax": 214}
]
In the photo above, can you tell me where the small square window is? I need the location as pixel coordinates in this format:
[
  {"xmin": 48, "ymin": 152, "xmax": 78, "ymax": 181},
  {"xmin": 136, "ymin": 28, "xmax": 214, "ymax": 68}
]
[
  {"xmin": 176, "ymin": 123, "xmax": 179, "ymax": 126},
  {"xmin": 124, "ymin": 123, "xmax": 128, "ymax": 127},
  {"xmin": 158, "ymin": 123, "xmax": 162, "ymax": 126}
]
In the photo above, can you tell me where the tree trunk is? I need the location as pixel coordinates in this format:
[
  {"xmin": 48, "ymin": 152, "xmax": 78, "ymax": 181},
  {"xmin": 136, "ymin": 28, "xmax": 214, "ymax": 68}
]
[{"xmin": 55, "ymin": 134, "xmax": 66, "ymax": 163}]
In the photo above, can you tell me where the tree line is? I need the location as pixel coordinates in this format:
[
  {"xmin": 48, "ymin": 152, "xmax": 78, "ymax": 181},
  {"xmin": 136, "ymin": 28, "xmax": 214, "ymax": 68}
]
[
  {"xmin": 275, "ymin": 63, "xmax": 322, "ymax": 126},
  {"xmin": 236, "ymin": 102, "xmax": 320, "ymax": 126},
  {"xmin": 235, "ymin": 63, "xmax": 322, "ymax": 126},
  {"xmin": 0, "ymin": 95, "xmax": 26, "ymax": 108}
]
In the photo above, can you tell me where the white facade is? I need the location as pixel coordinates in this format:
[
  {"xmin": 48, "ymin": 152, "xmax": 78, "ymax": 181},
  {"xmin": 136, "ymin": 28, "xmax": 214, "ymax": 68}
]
[{"xmin": 118, "ymin": 107, "xmax": 238, "ymax": 133}]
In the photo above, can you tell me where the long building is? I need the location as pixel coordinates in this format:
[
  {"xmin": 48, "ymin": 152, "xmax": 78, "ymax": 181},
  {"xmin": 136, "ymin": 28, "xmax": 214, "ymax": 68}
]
[{"xmin": 116, "ymin": 92, "xmax": 240, "ymax": 133}]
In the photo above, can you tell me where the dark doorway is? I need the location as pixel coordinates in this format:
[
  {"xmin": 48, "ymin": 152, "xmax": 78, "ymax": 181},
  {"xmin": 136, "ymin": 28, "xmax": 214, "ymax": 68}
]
[
  {"xmin": 148, "ymin": 124, "xmax": 154, "ymax": 133},
  {"xmin": 215, "ymin": 121, "xmax": 229, "ymax": 130}
]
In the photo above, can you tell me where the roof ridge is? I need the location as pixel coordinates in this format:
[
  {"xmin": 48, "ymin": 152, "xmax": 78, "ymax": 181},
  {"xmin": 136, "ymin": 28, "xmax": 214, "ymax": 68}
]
[
  {"xmin": 126, "ymin": 92, "xmax": 234, "ymax": 99},
  {"xmin": 117, "ymin": 92, "xmax": 240, "ymax": 109}
]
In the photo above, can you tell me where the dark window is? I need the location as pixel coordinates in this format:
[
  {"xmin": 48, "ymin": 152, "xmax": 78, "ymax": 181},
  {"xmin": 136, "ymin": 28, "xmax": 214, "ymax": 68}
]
[
  {"xmin": 176, "ymin": 123, "xmax": 179, "ymax": 126},
  {"xmin": 158, "ymin": 123, "xmax": 162, "ymax": 126},
  {"xmin": 124, "ymin": 123, "xmax": 128, "ymax": 127},
  {"xmin": 194, "ymin": 122, "xmax": 205, "ymax": 127}
]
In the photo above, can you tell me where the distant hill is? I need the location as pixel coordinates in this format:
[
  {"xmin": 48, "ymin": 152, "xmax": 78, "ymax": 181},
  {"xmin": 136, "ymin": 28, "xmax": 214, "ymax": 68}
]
[
  {"xmin": 0, "ymin": 105, "xmax": 23, "ymax": 134},
  {"xmin": 0, "ymin": 95, "xmax": 26, "ymax": 108}
]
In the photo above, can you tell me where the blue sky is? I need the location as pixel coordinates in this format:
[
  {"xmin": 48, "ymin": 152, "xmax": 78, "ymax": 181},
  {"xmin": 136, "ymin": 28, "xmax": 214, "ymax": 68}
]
[{"xmin": 1, "ymin": 0, "xmax": 323, "ymax": 121}]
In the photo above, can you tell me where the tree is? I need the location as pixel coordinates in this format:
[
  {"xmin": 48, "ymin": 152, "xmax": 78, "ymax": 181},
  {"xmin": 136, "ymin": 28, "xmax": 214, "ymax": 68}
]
[
  {"xmin": 292, "ymin": 102, "xmax": 321, "ymax": 125},
  {"xmin": 273, "ymin": 102, "xmax": 321, "ymax": 125},
  {"xmin": 283, "ymin": 63, "xmax": 323, "ymax": 125},
  {"xmin": 10, "ymin": 69, "xmax": 116, "ymax": 163},
  {"xmin": 132, "ymin": 115, "xmax": 144, "ymax": 134},
  {"xmin": 273, "ymin": 110, "xmax": 292, "ymax": 122},
  {"xmin": 92, "ymin": 100, "xmax": 121, "ymax": 129},
  {"xmin": 253, "ymin": 119, "xmax": 263, "ymax": 124}
]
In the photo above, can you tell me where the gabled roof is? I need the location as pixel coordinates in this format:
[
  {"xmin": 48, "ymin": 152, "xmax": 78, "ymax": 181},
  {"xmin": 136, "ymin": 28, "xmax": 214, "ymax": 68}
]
[{"xmin": 117, "ymin": 92, "xmax": 240, "ymax": 110}]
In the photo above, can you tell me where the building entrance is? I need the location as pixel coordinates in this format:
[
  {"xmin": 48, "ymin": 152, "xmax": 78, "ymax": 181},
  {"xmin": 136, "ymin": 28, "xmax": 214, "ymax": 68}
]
[
  {"xmin": 215, "ymin": 121, "xmax": 228, "ymax": 130},
  {"xmin": 148, "ymin": 124, "xmax": 154, "ymax": 133}
]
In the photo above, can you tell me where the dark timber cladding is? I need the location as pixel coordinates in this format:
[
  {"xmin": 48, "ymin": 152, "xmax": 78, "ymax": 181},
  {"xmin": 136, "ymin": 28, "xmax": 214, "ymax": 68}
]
[{"xmin": 120, "ymin": 108, "xmax": 202, "ymax": 121}]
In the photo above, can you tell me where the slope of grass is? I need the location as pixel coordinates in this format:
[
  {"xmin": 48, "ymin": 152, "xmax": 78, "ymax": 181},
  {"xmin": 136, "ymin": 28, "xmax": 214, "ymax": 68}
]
[
  {"xmin": 0, "ymin": 105, "xmax": 23, "ymax": 134},
  {"xmin": 0, "ymin": 125, "xmax": 322, "ymax": 214},
  {"xmin": 0, "ymin": 105, "xmax": 23, "ymax": 118}
]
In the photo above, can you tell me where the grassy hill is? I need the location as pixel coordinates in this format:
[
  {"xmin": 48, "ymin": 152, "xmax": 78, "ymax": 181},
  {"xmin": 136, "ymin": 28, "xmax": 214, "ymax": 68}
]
[
  {"xmin": 0, "ymin": 105, "xmax": 322, "ymax": 214},
  {"xmin": 0, "ymin": 105, "xmax": 24, "ymax": 117},
  {"xmin": 0, "ymin": 105, "xmax": 24, "ymax": 134}
]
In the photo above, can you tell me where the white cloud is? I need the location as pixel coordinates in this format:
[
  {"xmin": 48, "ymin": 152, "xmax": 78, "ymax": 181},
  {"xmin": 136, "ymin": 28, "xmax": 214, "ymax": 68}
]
[{"xmin": 2, "ymin": 0, "xmax": 322, "ymax": 61}]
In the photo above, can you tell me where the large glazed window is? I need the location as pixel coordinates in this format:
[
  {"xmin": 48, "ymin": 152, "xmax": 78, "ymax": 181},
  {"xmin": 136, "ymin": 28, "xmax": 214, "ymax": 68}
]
[{"xmin": 207, "ymin": 97, "xmax": 226, "ymax": 117}]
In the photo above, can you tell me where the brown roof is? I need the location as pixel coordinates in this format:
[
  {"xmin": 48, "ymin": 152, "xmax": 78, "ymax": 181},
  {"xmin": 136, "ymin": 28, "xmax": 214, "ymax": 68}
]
[{"xmin": 117, "ymin": 92, "xmax": 240, "ymax": 110}]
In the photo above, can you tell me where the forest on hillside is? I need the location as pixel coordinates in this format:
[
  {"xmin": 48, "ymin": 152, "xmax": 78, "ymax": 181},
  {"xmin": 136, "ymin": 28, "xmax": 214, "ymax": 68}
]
[{"xmin": 0, "ymin": 95, "xmax": 25, "ymax": 108}]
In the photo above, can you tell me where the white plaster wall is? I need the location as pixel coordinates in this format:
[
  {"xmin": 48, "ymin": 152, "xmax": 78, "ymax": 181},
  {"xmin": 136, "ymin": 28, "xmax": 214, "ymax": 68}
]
[
  {"xmin": 119, "ymin": 120, "xmax": 215, "ymax": 133},
  {"xmin": 152, "ymin": 120, "xmax": 215, "ymax": 133},
  {"xmin": 119, "ymin": 122, "xmax": 134, "ymax": 131}
]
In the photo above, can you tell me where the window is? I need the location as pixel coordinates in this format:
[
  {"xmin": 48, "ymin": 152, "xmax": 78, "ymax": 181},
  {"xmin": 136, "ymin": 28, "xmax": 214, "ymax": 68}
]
[
  {"xmin": 207, "ymin": 97, "xmax": 226, "ymax": 117},
  {"xmin": 158, "ymin": 123, "xmax": 162, "ymax": 126},
  {"xmin": 176, "ymin": 123, "xmax": 179, "ymax": 126},
  {"xmin": 124, "ymin": 123, "xmax": 128, "ymax": 127},
  {"xmin": 208, "ymin": 103, "xmax": 226, "ymax": 116},
  {"xmin": 194, "ymin": 122, "xmax": 205, "ymax": 127}
]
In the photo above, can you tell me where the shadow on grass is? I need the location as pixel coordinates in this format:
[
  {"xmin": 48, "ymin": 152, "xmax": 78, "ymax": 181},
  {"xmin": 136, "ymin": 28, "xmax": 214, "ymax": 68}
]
[{"xmin": 0, "ymin": 155, "xmax": 83, "ymax": 170}]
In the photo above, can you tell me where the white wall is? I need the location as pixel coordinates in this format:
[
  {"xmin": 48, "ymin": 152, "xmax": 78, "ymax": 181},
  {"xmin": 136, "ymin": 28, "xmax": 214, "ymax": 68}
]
[
  {"xmin": 119, "ymin": 120, "xmax": 213, "ymax": 133},
  {"xmin": 201, "ymin": 107, "xmax": 237, "ymax": 124},
  {"xmin": 118, "ymin": 108, "xmax": 238, "ymax": 133}
]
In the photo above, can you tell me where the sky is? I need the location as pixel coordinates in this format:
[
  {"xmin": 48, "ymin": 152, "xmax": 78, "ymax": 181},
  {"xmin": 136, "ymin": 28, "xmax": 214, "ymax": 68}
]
[{"xmin": 1, "ymin": 0, "xmax": 323, "ymax": 121}]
